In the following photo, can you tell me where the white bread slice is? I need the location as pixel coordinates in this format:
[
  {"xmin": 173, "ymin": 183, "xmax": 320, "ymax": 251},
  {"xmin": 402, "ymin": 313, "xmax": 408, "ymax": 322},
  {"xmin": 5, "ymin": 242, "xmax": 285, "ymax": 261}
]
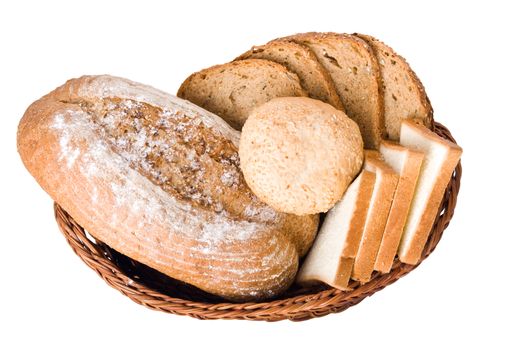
[
  {"xmin": 296, "ymin": 171, "xmax": 375, "ymax": 289},
  {"xmin": 373, "ymin": 141, "xmax": 424, "ymax": 273},
  {"xmin": 351, "ymin": 152, "xmax": 399, "ymax": 282},
  {"xmin": 398, "ymin": 121, "xmax": 462, "ymax": 264}
]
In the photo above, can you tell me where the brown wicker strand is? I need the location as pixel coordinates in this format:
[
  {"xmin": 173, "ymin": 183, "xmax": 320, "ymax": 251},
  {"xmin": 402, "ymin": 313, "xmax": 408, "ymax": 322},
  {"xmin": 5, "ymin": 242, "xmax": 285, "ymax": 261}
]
[{"xmin": 53, "ymin": 122, "xmax": 461, "ymax": 321}]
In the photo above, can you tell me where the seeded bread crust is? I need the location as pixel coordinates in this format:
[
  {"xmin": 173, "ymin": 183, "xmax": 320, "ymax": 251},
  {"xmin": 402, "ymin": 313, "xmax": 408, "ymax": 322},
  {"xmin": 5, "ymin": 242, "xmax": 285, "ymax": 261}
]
[
  {"xmin": 235, "ymin": 41, "xmax": 345, "ymax": 111},
  {"xmin": 177, "ymin": 59, "xmax": 306, "ymax": 130},
  {"xmin": 276, "ymin": 32, "xmax": 384, "ymax": 149},
  {"xmin": 355, "ymin": 34, "xmax": 433, "ymax": 140}
]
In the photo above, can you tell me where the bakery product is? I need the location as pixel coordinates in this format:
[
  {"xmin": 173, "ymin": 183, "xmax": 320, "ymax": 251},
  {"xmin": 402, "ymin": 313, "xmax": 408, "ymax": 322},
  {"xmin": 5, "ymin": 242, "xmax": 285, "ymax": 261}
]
[
  {"xmin": 277, "ymin": 32, "xmax": 384, "ymax": 149},
  {"xmin": 239, "ymin": 97, "xmax": 364, "ymax": 215},
  {"xmin": 235, "ymin": 41, "xmax": 345, "ymax": 111},
  {"xmin": 374, "ymin": 141, "xmax": 424, "ymax": 273},
  {"xmin": 177, "ymin": 59, "xmax": 306, "ymax": 130},
  {"xmin": 17, "ymin": 75, "xmax": 319, "ymax": 301},
  {"xmin": 355, "ymin": 34, "xmax": 433, "ymax": 140},
  {"xmin": 296, "ymin": 170, "xmax": 375, "ymax": 289},
  {"xmin": 352, "ymin": 151, "xmax": 398, "ymax": 282},
  {"xmin": 398, "ymin": 120, "xmax": 462, "ymax": 264}
]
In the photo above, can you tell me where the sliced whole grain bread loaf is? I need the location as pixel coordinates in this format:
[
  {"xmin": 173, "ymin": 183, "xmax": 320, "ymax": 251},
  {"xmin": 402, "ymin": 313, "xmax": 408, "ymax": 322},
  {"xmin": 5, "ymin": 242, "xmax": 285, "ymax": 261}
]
[
  {"xmin": 177, "ymin": 59, "xmax": 306, "ymax": 130},
  {"xmin": 355, "ymin": 34, "xmax": 433, "ymax": 140},
  {"xmin": 235, "ymin": 41, "xmax": 345, "ymax": 111},
  {"xmin": 277, "ymin": 32, "xmax": 384, "ymax": 149}
]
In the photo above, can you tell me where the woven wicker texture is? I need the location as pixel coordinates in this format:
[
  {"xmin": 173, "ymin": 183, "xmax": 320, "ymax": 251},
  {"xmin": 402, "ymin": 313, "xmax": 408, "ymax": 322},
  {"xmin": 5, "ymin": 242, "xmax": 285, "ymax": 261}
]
[{"xmin": 53, "ymin": 122, "xmax": 461, "ymax": 321}]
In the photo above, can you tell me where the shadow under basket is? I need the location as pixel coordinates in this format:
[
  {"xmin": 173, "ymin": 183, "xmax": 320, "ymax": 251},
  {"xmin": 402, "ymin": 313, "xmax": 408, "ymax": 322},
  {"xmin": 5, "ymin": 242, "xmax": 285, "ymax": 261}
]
[{"xmin": 54, "ymin": 122, "xmax": 462, "ymax": 321}]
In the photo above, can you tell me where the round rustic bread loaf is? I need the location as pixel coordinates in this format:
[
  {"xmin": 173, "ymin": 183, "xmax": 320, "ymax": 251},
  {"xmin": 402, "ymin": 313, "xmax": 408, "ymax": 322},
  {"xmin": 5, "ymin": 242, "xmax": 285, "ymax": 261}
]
[{"xmin": 239, "ymin": 97, "xmax": 364, "ymax": 215}]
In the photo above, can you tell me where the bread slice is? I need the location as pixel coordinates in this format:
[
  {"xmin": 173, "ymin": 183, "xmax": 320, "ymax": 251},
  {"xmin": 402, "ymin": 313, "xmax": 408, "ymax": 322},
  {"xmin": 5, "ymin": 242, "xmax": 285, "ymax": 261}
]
[
  {"xmin": 398, "ymin": 120, "xmax": 462, "ymax": 264},
  {"xmin": 177, "ymin": 59, "xmax": 306, "ymax": 130},
  {"xmin": 278, "ymin": 32, "xmax": 384, "ymax": 149},
  {"xmin": 235, "ymin": 41, "xmax": 345, "ymax": 111},
  {"xmin": 355, "ymin": 34, "xmax": 433, "ymax": 140},
  {"xmin": 351, "ymin": 151, "xmax": 398, "ymax": 282},
  {"xmin": 373, "ymin": 141, "xmax": 424, "ymax": 273},
  {"xmin": 296, "ymin": 171, "xmax": 375, "ymax": 289}
]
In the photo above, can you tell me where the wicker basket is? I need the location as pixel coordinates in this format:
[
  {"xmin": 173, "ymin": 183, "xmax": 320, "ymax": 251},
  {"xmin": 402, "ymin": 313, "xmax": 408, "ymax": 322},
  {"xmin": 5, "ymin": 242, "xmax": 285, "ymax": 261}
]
[{"xmin": 53, "ymin": 122, "xmax": 461, "ymax": 321}]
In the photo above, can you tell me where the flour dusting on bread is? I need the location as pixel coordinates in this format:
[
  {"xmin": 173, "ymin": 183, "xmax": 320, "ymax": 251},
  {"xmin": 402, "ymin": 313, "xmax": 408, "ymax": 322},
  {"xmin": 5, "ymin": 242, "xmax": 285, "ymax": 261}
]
[
  {"xmin": 49, "ymin": 107, "xmax": 297, "ymax": 291},
  {"xmin": 51, "ymin": 107, "xmax": 260, "ymax": 244}
]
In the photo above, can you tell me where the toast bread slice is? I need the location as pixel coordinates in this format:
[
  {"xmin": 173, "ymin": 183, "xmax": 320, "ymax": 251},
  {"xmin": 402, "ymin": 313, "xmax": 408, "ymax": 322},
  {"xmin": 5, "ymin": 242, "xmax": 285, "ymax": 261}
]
[
  {"xmin": 374, "ymin": 141, "xmax": 424, "ymax": 273},
  {"xmin": 296, "ymin": 170, "xmax": 375, "ymax": 289},
  {"xmin": 398, "ymin": 120, "xmax": 462, "ymax": 264},
  {"xmin": 351, "ymin": 151, "xmax": 398, "ymax": 282}
]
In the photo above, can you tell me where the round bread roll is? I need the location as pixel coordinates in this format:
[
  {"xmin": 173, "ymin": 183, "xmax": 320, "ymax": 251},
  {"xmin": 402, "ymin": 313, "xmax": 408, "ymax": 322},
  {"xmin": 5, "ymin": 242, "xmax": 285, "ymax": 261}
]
[{"xmin": 240, "ymin": 97, "xmax": 364, "ymax": 215}]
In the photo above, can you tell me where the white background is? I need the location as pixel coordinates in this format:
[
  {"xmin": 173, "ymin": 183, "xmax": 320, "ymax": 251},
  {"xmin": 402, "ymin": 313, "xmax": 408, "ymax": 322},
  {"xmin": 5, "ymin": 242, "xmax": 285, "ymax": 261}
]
[{"xmin": 1, "ymin": 0, "xmax": 523, "ymax": 349}]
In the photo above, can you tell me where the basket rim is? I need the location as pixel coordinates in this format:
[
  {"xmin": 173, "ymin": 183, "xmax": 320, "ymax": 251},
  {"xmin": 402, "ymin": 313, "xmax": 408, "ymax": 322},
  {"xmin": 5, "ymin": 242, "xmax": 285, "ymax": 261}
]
[{"xmin": 53, "ymin": 121, "xmax": 462, "ymax": 321}]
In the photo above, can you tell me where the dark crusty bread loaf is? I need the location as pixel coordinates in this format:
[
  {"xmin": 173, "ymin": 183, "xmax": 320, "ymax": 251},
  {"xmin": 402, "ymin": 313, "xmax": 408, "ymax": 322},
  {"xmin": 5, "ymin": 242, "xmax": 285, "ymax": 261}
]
[
  {"xmin": 235, "ymin": 41, "xmax": 345, "ymax": 111},
  {"xmin": 17, "ymin": 75, "xmax": 319, "ymax": 301},
  {"xmin": 177, "ymin": 59, "xmax": 306, "ymax": 130},
  {"xmin": 277, "ymin": 32, "xmax": 384, "ymax": 149},
  {"xmin": 355, "ymin": 34, "xmax": 433, "ymax": 140}
]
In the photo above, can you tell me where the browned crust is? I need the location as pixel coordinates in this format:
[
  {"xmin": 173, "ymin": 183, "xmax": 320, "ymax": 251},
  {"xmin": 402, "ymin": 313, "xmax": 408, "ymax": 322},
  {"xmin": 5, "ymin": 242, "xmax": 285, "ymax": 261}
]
[
  {"xmin": 354, "ymin": 33, "xmax": 433, "ymax": 139},
  {"xmin": 342, "ymin": 170, "xmax": 376, "ymax": 258},
  {"xmin": 298, "ymin": 257, "xmax": 355, "ymax": 291},
  {"xmin": 352, "ymin": 155, "xmax": 398, "ymax": 282},
  {"xmin": 178, "ymin": 59, "xmax": 300, "ymax": 96},
  {"xmin": 235, "ymin": 41, "xmax": 345, "ymax": 111},
  {"xmin": 274, "ymin": 32, "xmax": 385, "ymax": 149},
  {"xmin": 17, "ymin": 75, "xmax": 318, "ymax": 301},
  {"xmin": 318, "ymin": 170, "xmax": 375, "ymax": 289},
  {"xmin": 374, "ymin": 142, "xmax": 425, "ymax": 273},
  {"xmin": 332, "ymin": 258, "xmax": 355, "ymax": 290},
  {"xmin": 398, "ymin": 121, "xmax": 462, "ymax": 264}
]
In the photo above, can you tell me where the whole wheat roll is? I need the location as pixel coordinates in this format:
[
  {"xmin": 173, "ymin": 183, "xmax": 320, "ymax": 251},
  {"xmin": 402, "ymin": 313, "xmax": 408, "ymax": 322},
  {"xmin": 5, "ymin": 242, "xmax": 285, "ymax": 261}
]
[
  {"xmin": 240, "ymin": 97, "xmax": 364, "ymax": 215},
  {"xmin": 17, "ymin": 75, "xmax": 319, "ymax": 301}
]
